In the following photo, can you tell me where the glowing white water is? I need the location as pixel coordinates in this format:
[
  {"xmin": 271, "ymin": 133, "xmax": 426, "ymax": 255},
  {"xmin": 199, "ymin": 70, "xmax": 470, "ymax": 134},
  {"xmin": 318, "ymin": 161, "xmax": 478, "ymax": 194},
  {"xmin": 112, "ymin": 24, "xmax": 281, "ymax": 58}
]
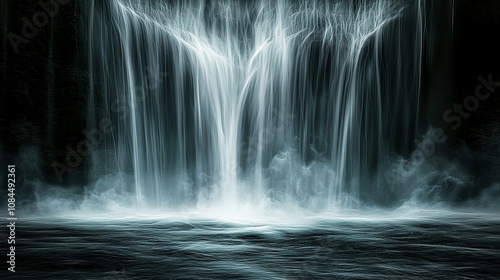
[{"xmin": 83, "ymin": 0, "xmax": 426, "ymax": 211}]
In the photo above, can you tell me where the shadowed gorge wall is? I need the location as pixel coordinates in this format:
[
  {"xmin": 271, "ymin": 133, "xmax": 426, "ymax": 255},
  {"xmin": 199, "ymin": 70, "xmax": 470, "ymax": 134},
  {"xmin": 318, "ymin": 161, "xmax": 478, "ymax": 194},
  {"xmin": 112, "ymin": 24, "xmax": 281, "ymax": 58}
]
[{"xmin": 1, "ymin": 0, "xmax": 89, "ymax": 188}]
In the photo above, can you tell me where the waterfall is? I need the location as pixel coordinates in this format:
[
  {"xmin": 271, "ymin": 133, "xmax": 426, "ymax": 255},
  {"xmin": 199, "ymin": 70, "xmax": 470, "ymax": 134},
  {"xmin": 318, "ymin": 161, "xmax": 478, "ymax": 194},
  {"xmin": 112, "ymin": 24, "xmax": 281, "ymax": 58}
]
[{"xmin": 82, "ymin": 0, "xmax": 427, "ymax": 210}]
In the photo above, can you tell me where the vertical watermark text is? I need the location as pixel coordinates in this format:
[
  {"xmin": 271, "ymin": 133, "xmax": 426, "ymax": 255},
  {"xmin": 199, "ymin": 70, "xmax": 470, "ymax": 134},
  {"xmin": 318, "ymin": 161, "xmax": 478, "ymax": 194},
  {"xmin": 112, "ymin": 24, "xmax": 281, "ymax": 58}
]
[{"xmin": 6, "ymin": 165, "xmax": 16, "ymax": 273}]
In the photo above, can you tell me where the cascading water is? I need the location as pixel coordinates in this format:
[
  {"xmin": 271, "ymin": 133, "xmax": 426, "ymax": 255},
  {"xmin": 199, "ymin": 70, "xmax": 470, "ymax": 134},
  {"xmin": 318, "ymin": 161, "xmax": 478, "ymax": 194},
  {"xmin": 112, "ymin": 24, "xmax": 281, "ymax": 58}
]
[
  {"xmin": 83, "ymin": 0, "xmax": 427, "ymax": 211},
  {"xmin": 5, "ymin": 1, "xmax": 500, "ymax": 278}
]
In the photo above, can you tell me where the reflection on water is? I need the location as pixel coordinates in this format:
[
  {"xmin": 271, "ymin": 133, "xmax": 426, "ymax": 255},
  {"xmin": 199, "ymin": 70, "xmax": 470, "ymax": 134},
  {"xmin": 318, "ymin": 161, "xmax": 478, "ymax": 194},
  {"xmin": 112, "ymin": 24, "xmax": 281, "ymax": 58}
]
[{"xmin": 7, "ymin": 210, "xmax": 500, "ymax": 279}]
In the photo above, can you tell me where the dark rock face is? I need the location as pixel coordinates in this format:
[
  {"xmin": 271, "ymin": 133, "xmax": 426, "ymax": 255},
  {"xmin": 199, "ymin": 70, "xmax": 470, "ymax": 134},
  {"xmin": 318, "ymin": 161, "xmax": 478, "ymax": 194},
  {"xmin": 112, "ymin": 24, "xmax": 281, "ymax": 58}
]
[
  {"xmin": 1, "ymin": 0, "xmax": 89, "ymax": 186},
  {"xmin": 451, "ymin": 0, "xmax": 500, "ymax": 187}
]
